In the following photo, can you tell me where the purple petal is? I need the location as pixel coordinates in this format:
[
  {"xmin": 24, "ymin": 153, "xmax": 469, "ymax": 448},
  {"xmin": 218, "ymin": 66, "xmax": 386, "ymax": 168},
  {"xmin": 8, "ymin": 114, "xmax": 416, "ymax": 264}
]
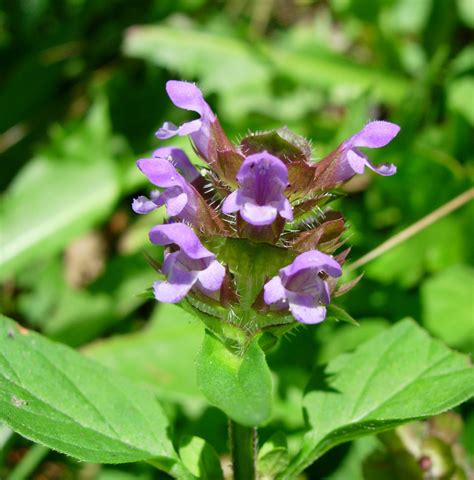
[
  {"xmin": 156, "ymin": 81, "xmax": 216, "ymax": 156},
  {"xmin": 320, "ymin": 282, "xmax": 331, "ymax": 305},
  {"xmin": 350, "ymin": 121, "xmax": 400, "ymax": 149},
  {"xmin": 197, "ymin": 259, "xmax": 225, "ymax": 292},
  {"xmin": 177, "ymin": 119, "xmax": 203, "ymax": 136},
  {"xmin": 237, "ymin": 151, "xmax": 289, "ymax": 194},
  {"xmin": 264, "ymin": 276, "xmax": 287, "ymax": 305},
  {"xmin": 156, "ymin": 121, "xmax": 180, "ymax": 139},
  {"xmin": 346, "ymin": 149, "xmax": 367, "ymax": 174},
  {"xmin": 281, "ymin": 250, "xmax": 342, "ymax": 280},
  {"xmin": 222, "ymin": 191, "xmax": 240, "ymax": 214},
  {"xmin": 166, "ymin": 81, "xmax": 214, "ymax": 119},
  {"xmin": 132, "ymin": 195, "xmax": 159, "ymax": 214},
  {"xmin": 241, "ymin": 203, "xmax": 278, "ymax": 226},
  {"xmin": 161, "ymin": 251, "xmax": 179, "ymax": 276},
  {"xmin": 149, "ymin": 223, "xmax": 214, "ymax": 260},
  {"xmin": 162, "ymin": 191, "xmax": 188, "ymax": 217},
  {"xmin": 136, "ymin": 157, "xmax": 186, "ymax": 189},
  {"xmin": 275, "ymin": 197, "xmax": 293, "ymax": 221},
  {"xmin": 153, "ymin": 147, "xmax": 200, "ymax": 182},
  {"xmin": 364, "ymin": 158, "xmax": 397, "ymax": 176},
  {"xmin": 229, "ymin": 151, "xmax": 292, "ymax": 226},
  {"xmin": 286, "ymin": 291, "xmax": 327, "ymax": 324},
  {"xmin": 153, "ymin": 265, "xmax": 198, "ymax": 303}
]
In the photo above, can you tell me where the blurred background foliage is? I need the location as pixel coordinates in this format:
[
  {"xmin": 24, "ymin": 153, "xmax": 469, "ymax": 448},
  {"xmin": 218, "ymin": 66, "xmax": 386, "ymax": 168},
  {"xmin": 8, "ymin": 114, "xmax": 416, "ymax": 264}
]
[{"xmin": 0, "ymin": 0, "xmax": 473, "ymax": 478}]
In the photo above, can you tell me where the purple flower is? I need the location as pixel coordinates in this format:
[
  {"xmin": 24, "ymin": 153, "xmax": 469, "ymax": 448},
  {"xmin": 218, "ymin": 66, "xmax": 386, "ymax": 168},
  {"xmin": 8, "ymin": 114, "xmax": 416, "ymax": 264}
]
[
  {"xmin": 222, "ymin": 151, "xmax": 293, "ymax": 226},
  {"xmin": 337, "ymin": 121, "xmax": 400, "ymax": 180},
  {"xmin": 264, "ymin": 250, "xmax": 342, "ymax": 324},
  {"xmin": 156, "ymin": 81, "xmax": 216, "ymax": 157},
  {"xmin": 153, "ymin": 146, "xmax": 200, "ymax": 183},
  {"xmin": 150, "ymin": 223, "xmax": 225, "ymax": 303},
  {"xmin": 133, "ymin": 154, "xmax": 198, "ymax": 223}
]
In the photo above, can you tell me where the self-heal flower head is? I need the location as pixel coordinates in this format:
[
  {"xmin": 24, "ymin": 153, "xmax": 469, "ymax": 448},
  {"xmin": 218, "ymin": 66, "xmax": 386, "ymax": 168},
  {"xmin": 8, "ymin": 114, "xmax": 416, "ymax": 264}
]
[
  {"xmin": 336, "ymin": 121, "xmax": 400, "ymax": 181},
  {"xmin": 156, "ymin": 81, "xmax": 216, "ymax": 157},
  {"xmin": 222, "ymin": 151, "xmax": 293, "ymax": 226},
  {"xmin": 134, "ymin": 80, "xmax": 401, "ymax": 339},
  {"xmin": 150, "ymin": 223, "xmax": 225, "ymax": 303},
  {"xmin": 133, "ymin": 154, "xmax": 197, "ymax": 223},
  {"xmin": 264, "ymin": 250, "xmax": 342, "ymax": 324}
]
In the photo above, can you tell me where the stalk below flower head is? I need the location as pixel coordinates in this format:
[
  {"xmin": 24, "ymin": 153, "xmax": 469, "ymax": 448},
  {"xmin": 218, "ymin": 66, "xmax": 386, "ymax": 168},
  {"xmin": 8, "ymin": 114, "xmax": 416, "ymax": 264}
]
[{"xmin": 133, "ymin": 80, "xmax": 400, "ymax": 331}]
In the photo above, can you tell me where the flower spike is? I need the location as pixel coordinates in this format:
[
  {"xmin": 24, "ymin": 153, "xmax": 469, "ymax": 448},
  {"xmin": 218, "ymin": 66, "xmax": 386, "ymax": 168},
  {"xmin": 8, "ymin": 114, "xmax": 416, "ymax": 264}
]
[{"xmin": 134, "ymin": 79, "xmax": 401, "ymax": 336}]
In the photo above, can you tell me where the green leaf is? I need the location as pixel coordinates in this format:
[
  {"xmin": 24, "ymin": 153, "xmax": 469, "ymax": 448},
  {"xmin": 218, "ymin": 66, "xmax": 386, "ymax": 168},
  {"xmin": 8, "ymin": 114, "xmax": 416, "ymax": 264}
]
[
  {"xmin": 447, "ymin": 77, "xmax": 474, "ymax": 126},
  {"xmin": 266, "ymin": 44, "xmax": 409, "ymax": 105},
  {"xmin": 195, "ymin": 331, "xmax": 272, "ymax": 426},
  {"xmin": 457, "ymin": 0, "xmax": 474, "ymax": 27},
  {"xmin": 365, "ymin": 217, "xmax": 467, "ymax": 288},
  {"xmin": 179, "ymin": 435, "xmax": 224, "ymax": 480},
  {"xmin": 257, "ymin": 432, "xmax": 290, "ymax": 478},
  {"xmin": 421, "ymin": 265, "xmax": 474, "ymax": 353},
  {"xmin": 280, "ymin": 319, "xmax": 474, "ymax": 478},
  {"xmin": 317, "ymin": 318, "xmax": 390, "ymax": 364},
  {"xmin": 123, "ymin": 25, "xmax": 270, "ymax": 94},
  {"xmin": 86, "ymin": 304, "xmax": 205, "ymax": 410},
  {"xmin": 0, "ymin": 314, "xmax": 185, "ymax": 473},
  {"xmin": 0, "ymin": 98, "xmax": 120, "ymax": 280}
]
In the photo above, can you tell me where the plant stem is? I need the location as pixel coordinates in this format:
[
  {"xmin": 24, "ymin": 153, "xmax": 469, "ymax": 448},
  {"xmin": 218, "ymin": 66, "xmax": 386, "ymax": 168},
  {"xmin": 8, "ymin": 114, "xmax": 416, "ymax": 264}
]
[
  {"xmin": 8, "ymin": 444, "xmax": 49, "ymax": 480},
  {"xmin": 229, "ymin": 419, "xmax": 257, "ymax": 480},
  {"xmin": 346, "ymin": 188, "xmax": 474, "ymax": 273}
]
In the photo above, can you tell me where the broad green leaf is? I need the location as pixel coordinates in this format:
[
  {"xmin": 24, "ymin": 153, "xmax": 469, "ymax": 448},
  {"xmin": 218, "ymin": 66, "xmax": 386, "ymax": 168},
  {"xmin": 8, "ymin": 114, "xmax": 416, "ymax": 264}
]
[
  {"xmin": 421, "ymin": 265, "xmax": 474, "ymax": 353},
  {"xmin": 195, "ymin": 331, "xmax": 272, "ymax": 426},
  {"xmin": 0, "ymin": 315, "xmax": 187, "ymax": 475},
  {"xmin": 123, "ymin": 25, "xmax": 270, "ymax": 94},
  {"xmin": 86, "ymin": 304, "xmax": 205, "ymax": 410},
  {"xmin": 280, "ymin": 319, "xmax": 474, "ymax": 478},
  {"xmin": 0, "ymin": 98, "xmax": 120, "ymax": 280},
  {"xmin": 179, "ymin": 435, "xmax": 223, "ymax": 480}
]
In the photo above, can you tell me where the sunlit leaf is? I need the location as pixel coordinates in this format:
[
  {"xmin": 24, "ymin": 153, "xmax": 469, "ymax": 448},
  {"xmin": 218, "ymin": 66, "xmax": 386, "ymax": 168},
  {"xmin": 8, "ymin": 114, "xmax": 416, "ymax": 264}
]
[
  {"xmin": 86, "ymin": 304, "xmax": 205, "ymax": 410},
  {"xmin": 0, "ymin": 98, "xmax": 120, "ymax": 280},
  {"xmin": 421, "ymin": 265, "xmax": 474, "ymax": 353},
  {"xmin": 281, "ymin": 319, "xmax": 474, "ymax": 478},
  {"xmin": 0, "ymin": 314, "xmax": 189, "ymax": 477},
  {"xmin": 196, "ymin": 331, "xmax": 273, "ymax": 426}
]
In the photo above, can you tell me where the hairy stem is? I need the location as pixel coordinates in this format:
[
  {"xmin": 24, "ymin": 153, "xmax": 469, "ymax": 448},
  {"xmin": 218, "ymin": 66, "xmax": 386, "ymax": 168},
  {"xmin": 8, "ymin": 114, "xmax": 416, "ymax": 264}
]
[{"xmin": 229, "ymin": 419, "xmax": 257, "ymax": 480}]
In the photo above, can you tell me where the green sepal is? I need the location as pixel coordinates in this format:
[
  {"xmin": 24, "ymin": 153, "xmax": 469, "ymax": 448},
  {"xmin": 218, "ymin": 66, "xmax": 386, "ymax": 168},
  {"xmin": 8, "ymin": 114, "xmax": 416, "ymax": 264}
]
[{"xmin": 326, "ymin": 303, "xmax": 359, "ymax": 326}]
